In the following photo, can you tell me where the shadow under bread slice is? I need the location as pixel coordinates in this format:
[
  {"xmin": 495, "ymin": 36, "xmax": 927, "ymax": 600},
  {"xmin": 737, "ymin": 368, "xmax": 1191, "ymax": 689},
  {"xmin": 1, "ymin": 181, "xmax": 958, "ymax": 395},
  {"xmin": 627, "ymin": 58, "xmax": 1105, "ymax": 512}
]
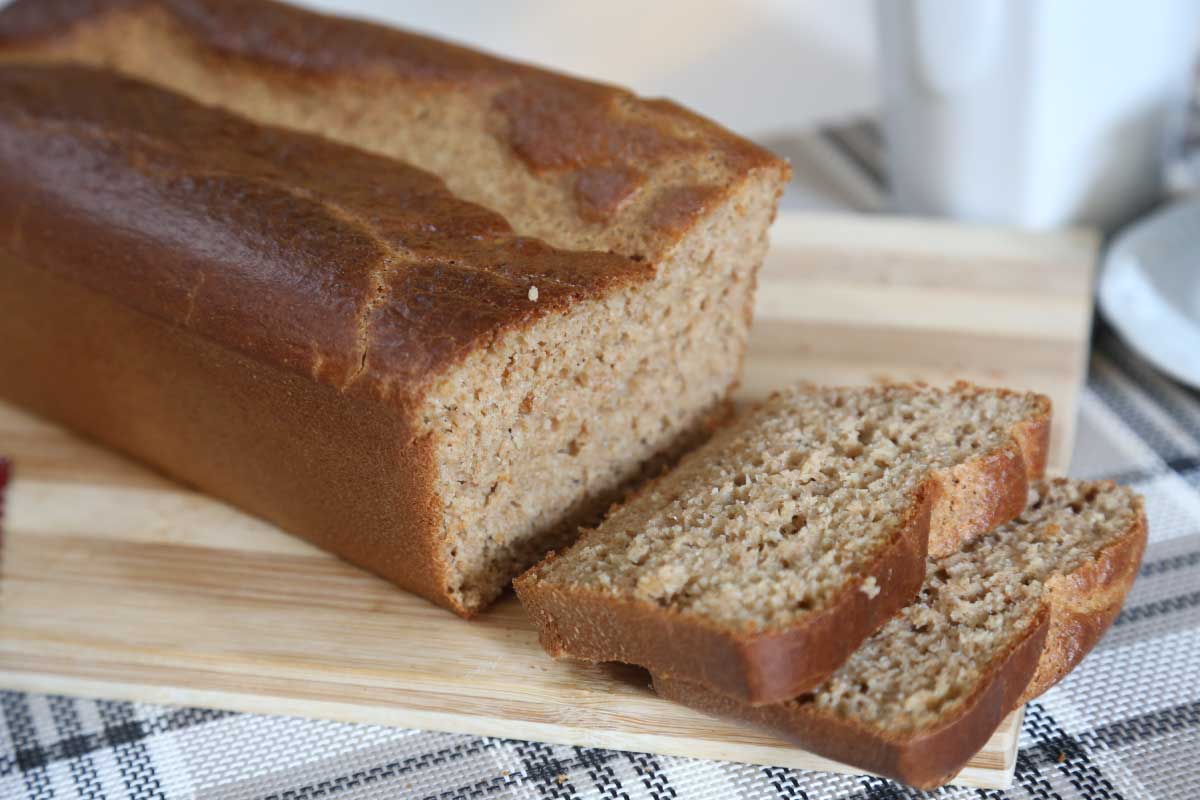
[
  {"xmin": 515, "ymin": 383, "xmax": 1050, "ymax": 705},
  {"xmin": 654, "ymin": 479, "xmax": 1147, "ymax": 790}
]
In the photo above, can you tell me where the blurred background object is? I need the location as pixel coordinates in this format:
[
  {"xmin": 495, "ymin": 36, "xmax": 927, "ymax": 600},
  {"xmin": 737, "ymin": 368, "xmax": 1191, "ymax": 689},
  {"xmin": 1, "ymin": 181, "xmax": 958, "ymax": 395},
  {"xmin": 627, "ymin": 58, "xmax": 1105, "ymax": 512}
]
[
  {"xmin": 1099, "ymin": 200, "xmax": 1200, "ymax": 389},
  {"xmin": 877, "ymin": 0, "xmax": 1200, "ymax": 230}
]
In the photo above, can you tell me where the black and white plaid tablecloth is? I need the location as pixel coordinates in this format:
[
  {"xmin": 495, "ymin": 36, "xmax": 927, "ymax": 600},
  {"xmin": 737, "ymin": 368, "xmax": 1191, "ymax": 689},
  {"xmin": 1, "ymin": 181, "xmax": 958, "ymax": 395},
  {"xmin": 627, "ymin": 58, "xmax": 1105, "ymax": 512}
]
[{"xmin": 2, "ymin": 323, "xmax": 1198, "ymax": 799}]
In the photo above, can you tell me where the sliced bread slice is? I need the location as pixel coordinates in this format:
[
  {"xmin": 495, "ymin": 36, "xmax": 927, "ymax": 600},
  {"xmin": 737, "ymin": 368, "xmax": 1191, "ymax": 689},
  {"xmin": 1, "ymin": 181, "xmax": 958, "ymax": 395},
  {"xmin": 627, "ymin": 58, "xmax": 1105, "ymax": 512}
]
[
  {"xmin": 654, "ymin": 479, "xmax": 1147, "ymax": 789},
  {"xmin": 515, "ymin": 383, "xmax": 1050, "ymax": 704}
]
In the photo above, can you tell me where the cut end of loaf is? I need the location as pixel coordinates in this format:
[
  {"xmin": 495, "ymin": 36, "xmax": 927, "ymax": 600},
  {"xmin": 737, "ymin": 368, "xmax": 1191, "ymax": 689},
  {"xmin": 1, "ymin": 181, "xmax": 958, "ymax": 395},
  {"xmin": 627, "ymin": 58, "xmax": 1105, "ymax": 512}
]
[
  {"xmin": 426, "ymin": 171, "xmax": 785, "ymax": 615},
  {"xmin": 0, "ymin": 0, "xmax": 792, "ymax": 616}
]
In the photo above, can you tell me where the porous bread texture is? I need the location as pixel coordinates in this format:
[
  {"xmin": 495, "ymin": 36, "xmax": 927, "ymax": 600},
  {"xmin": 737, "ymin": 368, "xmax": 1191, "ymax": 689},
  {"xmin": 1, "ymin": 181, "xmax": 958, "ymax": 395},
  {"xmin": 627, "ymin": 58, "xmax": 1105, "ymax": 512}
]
[
  {"xmin": 426, "ymin": 175, "xmax": 778, "ymax": 611},
  {"xmin": 0, "ymin": 1, "xmax": 790, "ymax": 614},
  {"xmin": 813, "ymin": 479, "xmax": 1141, "ymax": 731},
  {"xmin": 653, "ymin": 478, "xmax": 1146, "ymax": 789},
  {"xmin": 526, "ymin": 384, "xmax": 1047, "ymax": 632}
]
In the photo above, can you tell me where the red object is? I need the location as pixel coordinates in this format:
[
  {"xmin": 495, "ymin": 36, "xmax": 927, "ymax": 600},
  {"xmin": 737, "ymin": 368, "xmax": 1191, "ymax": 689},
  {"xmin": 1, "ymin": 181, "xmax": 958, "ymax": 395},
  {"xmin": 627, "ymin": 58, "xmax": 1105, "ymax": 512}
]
[{"xmin": 0, "ymin": 457, "xmax": 9, "ymax": 551}]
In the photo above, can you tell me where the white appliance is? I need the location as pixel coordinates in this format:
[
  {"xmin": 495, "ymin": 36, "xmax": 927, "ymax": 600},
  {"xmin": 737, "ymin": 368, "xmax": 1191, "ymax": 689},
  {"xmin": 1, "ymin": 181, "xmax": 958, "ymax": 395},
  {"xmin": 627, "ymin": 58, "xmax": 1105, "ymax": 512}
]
[{"xmin": 877, "ymin": 0, "xmax": 1200, "ymax": 229}]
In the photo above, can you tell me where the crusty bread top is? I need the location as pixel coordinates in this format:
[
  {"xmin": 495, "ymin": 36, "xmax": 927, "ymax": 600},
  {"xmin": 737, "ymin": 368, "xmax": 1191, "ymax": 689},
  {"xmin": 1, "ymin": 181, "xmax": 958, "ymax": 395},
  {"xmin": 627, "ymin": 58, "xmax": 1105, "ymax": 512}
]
[
  {"xmin": 0, "ymin": 0, "xmax": 788, "ymax": 255},
  {"xmin": 0, "ymin": 63, "xmax": 645, "ymax": 401}
]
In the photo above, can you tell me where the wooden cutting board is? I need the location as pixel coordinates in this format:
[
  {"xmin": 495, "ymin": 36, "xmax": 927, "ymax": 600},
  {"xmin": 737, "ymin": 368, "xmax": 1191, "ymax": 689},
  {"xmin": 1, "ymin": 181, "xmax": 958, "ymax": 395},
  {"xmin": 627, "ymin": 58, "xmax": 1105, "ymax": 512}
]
[
  {"xmin": 0, "ymin": 211, "xmax": 1097, "ymax": 789},
  {"xmin": 741, "ymin": 212, "xmax": 1097, "ymax": 472}
]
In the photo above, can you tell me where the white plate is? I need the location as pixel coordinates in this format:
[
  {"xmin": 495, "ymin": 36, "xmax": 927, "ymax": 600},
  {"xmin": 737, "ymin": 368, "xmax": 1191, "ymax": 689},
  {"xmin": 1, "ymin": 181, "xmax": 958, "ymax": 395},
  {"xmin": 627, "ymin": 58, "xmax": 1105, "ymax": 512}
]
[{"xmin": 1099, "ymin": 200, "xmax": 1200, "ymax": 388}]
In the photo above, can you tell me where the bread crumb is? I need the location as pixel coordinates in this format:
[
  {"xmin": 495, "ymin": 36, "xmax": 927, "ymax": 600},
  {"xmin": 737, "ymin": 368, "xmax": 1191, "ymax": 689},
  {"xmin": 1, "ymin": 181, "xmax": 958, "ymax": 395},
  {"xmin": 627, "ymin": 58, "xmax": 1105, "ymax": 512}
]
[
  {"xmin": 627, "ymin": 539, "xmax": 649, "ymax": 564},
  {"xmin": 556, "ymin": 774, "xmax": 567, "ymax": 784},
  {"xmin": 528, "ymin": 285, "xmax": 539, "ymax": 301},
  {"xmin": 860, "ymin": 575, "xmax": 880, "ymax": 599},
  {"xmin": 636, "ymin": 562, "xmax": 688, "ymax": 600}
]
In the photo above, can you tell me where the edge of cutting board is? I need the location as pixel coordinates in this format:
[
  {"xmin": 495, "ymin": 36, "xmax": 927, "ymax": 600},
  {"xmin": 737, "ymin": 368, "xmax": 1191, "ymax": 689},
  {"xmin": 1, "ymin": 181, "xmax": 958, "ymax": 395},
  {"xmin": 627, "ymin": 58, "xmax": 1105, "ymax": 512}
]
[{"xmin": 0, "ymin": 210, "xmax": 1098, "ymax": 790}]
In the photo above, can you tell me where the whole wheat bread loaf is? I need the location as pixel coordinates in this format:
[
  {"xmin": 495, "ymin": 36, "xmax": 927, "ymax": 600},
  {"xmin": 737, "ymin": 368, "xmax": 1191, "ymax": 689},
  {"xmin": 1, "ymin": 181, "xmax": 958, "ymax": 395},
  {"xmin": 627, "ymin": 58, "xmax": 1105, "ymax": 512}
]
[
  {"xmin": 515, "ymin": 383, "xmax": 1050, "ymax": 704},
  {"xmin": 0, "ymin": 0, "xmax": 789, "ymax": 617},
  {"xmin": 655, "ymin": 479, "xmax": 1147, "ymax": 789}
]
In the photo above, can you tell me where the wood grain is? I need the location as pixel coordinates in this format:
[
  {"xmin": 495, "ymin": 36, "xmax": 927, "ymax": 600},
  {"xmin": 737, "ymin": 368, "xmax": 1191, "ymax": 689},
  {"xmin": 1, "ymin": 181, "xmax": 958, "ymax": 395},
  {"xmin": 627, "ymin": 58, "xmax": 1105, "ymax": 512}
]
[
  {"xmin": 0, "ymin": 211, "xmax": 1096, "ymax": 789},
  {"xmin": 740, "ymin": 212, "xmax": 1097, "ymax": 475}
]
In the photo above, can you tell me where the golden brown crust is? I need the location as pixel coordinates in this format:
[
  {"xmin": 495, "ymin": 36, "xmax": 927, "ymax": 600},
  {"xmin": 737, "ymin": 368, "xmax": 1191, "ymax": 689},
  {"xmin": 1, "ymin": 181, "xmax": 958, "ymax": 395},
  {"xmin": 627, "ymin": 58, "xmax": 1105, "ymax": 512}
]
[
  {"xmin": 927, "ymin": 392, "xmax": 1052, "ymax": 558},
  {"xmin": 0, "ymin": 0, "xmax": 787, "ymax": 231},
  {"xmin": 0, "ymin": 63, "xmax": 648, "ymax": 405},
  {"xmin": 0, "ymin": 253, "xmax": 467, "ymax": 613},
  {"xmin": 1012, "ymin": 397, "xmax": 1053, "ymax": 479},
  {"xmin": 652, "ymin": 482, "xmax": 1148, "ymax": 789},
  {"xmin": 1019, "ymin": 492, "xmax": 1147, "ymax": 702},
  {"xmin": 520, "ymin": 486, "xmax": 932, "ymax": 702},
  {"xmin": 654, "ymin": 610, "xmax": 1050, "ymax": 789},
  {"xmin": 515, "ymin": 385, "xmax": 1049, "ymax": 705},
  {"xmin": 0, "ymin": 59, "xmax": 637, "ymax": 617},
  {"xmin": 0, "ymin": 0, "xmax": 789, "ymax": 618}
]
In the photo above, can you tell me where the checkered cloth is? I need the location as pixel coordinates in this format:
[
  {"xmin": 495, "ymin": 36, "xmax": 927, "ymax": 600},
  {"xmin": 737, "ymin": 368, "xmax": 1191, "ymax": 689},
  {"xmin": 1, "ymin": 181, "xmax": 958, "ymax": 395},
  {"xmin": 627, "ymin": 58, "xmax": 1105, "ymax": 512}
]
[{"xmin": 2, "ymin": 323, "xmax": 1198, "ymax": 799}]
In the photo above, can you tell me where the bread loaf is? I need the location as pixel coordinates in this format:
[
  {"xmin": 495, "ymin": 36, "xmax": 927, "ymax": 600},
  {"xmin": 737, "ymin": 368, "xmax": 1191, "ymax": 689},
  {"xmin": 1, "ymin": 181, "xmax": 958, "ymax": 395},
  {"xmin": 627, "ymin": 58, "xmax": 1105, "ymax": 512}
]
[
  {"xmin": 0, "ymin": 0, "xmax": 788, "ymax": 616},
  {"xmin": 515, "ymin": 383, "xmax": 1050, "ymax": 703},
  {"xmin": 654, "ymin": 479, "xmax": 1147, "ymax": 788}
]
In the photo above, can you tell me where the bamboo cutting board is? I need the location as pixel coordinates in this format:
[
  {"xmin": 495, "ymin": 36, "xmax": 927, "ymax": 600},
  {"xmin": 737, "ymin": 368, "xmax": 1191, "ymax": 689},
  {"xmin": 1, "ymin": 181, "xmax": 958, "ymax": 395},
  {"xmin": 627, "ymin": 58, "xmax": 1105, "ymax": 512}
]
[
  {"xmin": 0, "ymin": 212, "xmax": 1097, "ymax": 789},
  {"xmin": 741, "ymin": 212, "xmax": 1097, "ymax": 473}
]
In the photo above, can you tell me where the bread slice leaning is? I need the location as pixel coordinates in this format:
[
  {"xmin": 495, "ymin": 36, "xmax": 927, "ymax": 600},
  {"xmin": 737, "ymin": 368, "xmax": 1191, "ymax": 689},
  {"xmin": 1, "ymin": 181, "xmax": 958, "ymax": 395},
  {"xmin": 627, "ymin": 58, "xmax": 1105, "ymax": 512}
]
[
  {"xmin": 654, "ymin": 479, "xmax": 1146, "ymax": 789},
  {"xmin": 515, "ymin": 383, "xmax": 1050, "ymax": 705}
]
